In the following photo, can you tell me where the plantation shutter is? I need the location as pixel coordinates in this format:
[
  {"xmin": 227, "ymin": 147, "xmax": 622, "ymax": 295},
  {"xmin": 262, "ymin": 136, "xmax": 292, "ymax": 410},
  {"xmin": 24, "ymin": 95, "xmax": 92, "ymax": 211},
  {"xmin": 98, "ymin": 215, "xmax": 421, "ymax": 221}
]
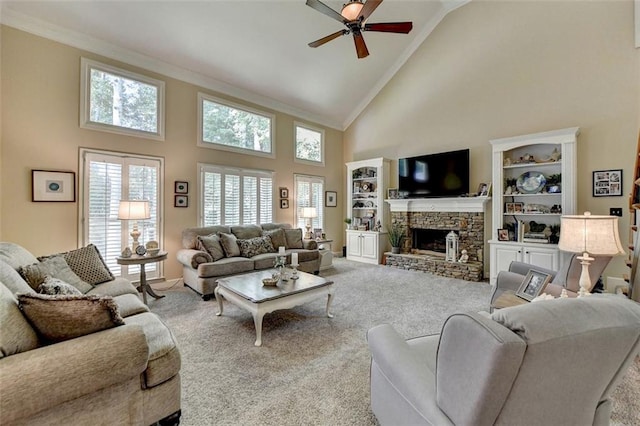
[{"xmin": 294, "ymin": 174, "xmax": 324, "ymax": 231}]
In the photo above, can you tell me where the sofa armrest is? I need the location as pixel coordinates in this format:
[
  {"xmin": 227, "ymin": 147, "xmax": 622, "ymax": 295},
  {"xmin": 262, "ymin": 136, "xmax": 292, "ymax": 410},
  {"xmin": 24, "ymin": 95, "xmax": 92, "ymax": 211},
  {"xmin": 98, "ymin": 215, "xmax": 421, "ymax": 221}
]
[
  {"xmin": 0, "ymin": 325, "xmax": 149, "ymax": 423},
  {"xmin": 508, "ymin": 261, "xmax": 557, "ymax": 278},
  {"xmin": 176, "ymin": 248, "xmax": 213, "ymax": 269},
  {"xmin": 302, "ymin": 239, "xmax": 318, "ymax": 250}
]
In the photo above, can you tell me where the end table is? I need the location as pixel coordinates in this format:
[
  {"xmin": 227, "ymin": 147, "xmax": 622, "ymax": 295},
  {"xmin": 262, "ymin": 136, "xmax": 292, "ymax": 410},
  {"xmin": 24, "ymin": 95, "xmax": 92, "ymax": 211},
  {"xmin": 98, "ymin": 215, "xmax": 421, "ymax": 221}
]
[{"xmin": 116, "ymin": 251, "xmax": 168, "ymax": 305}]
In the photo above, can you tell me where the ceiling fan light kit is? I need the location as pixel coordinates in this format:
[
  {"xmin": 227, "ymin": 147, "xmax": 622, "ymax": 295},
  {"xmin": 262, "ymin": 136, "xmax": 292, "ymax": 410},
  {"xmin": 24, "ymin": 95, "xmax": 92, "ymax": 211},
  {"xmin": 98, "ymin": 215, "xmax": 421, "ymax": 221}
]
[{"xmin": 306, "ymin": 0, "xmax": 413, "ymax": 59}]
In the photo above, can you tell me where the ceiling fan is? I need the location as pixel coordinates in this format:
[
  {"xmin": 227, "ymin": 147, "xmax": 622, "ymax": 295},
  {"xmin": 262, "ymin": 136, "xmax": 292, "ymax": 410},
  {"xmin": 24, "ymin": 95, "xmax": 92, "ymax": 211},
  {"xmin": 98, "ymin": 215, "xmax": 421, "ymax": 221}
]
[{"xmin": 306, "ymin": 0, "xmax": 413, "ymax": 59}]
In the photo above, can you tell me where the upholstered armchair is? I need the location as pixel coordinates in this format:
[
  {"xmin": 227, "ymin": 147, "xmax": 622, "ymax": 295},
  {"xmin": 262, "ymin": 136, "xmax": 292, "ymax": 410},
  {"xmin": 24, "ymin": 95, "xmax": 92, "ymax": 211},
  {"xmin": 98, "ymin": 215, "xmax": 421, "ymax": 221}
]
[
  {"xmin": 367, "ymin": 296, "xmax": 640, "ymax": 426},
  {"xmin": 489, "ymin": 254, "xmax": 612, "ymax": 310}
]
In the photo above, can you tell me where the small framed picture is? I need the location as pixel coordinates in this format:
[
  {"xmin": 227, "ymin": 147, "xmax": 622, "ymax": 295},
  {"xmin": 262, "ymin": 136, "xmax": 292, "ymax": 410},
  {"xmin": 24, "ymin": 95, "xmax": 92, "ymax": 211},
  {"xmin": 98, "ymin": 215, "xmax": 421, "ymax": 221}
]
[
  {"xmin": 32, "ymin": 170, "xmax": 76, "ymax": 202},
  {"xmin": 175, "ymin": 181, "xmax": 188, "ymax": 194},
  {"xmin": 516, "ymin": 269, "xmax": 552, "ymax": 301},
  {"xmin": 313, "ymin": 228, "xmax": 323, "ymax": 240},
  {"xmin": 174, "ymin": 195, "xmax": 188, "ymax": 208},
  {"xmin": 505, "ymin": 202, "xmax": 515, "ymax": 214},
  {"xmin": 325, "ymin": 191, "xmax": 337, "ymax": 207},
  {"xmin": 593, "ymin": 169, "xmax": 623, "ymax": 197},
  {"xmin": 477, "ymin": 182, "xmax": 491, "ymax": 197},
  {"xmin": 497, "ymin": 228, "xmax": 510, "ymax": 241},
  {"xmin": 388, "ymin": 188, "xmax": 398, "ymax": 199},
  {"xmin": 280, "ymin": 199, "xmax": 289, "ymax": 209},
  {"xmin": 280, "ymin": 187, "xmax": 289, "ymax": 199}
]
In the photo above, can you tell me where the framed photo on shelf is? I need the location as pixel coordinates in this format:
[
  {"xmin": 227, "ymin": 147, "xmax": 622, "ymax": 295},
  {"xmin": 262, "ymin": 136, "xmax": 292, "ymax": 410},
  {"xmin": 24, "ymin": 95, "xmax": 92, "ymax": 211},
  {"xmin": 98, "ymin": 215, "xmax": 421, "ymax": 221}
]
[
  {"xmin": 516, "ymin": 269, "xmax": 552, "ymax": 301},
  {"xmin": 388, "ymin": 188, "xmax": 398, "ymax": 199},
  {"xmin": 32, "ymin": 170, "xmax": 76, "ymax": 202},
  {"xmin": 174, "ymin": 181, "xmax": 188, "ymax": 194},
  {"xmin": 325, "ymin": 191, "xmax": 337, "ymax": 207},
  {"xmin": 593, "ymin": 169, "xmax": 622, "ymax": 197},
  {"xmin": 174, "ymin": 195, "xmax": 188, "ymax": 208},
  {"xmin": 497, "ymin": 228, "xmax": 510, "ymax": 241},
  {"xmin": 280, "ymin": 199, "xmax": 289, "ymax": 209},
  {"xmin": 280, "ymin": 187, "xmax": 289, "ymax": 199}
]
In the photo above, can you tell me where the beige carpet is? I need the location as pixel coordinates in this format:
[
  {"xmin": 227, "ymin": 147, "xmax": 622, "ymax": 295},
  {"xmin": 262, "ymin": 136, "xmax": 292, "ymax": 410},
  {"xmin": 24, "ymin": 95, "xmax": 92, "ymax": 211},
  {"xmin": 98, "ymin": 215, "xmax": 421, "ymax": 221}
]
[{"xmin": 149, "ymin": 258, "xmax": 640, "ymax": 425}]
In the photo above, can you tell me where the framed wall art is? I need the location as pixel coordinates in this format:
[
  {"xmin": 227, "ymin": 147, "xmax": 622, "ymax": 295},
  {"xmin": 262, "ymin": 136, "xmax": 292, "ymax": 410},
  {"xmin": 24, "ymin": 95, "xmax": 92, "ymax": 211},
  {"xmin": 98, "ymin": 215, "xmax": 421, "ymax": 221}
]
[
  {"xmin": 174, "ymin": 195, "xmax": 188, "ymax": 208},
  {"xmin": 280, "ymin": 199, "xmax": 289, "ymax": 209},
  {"xmin": 175, "ymin": 181, "xmax": 189, "ymax": 194},
  {"xmin": 593, "ymin": 169, "xmax": 622, "ymax": 197},
  {"xmin": 280, "ymin": 187, "xmax": 289, "ymax": 199},
  {"xmin": 325, "ymin": 191, "xmax": 337, "ymax": 207},
  {"xmin": 32, "ymin": 170, "xmax": 76, "ymax": 202}
]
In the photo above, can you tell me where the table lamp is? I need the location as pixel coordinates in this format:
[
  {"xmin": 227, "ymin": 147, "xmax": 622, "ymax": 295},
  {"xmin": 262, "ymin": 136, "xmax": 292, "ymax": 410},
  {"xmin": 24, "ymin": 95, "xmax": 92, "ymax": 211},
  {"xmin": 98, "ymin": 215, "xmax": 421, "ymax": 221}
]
[
  {"xmin": 118, "ymin": 200, "xmax": 150, "ymax": 250},
  {"xmin": 558, "ymin": 212, "xmax": 625, "ymax": 296},
  {"xmin": 301, "ymin": 207, "xmax": 318, "ymax": 239}
]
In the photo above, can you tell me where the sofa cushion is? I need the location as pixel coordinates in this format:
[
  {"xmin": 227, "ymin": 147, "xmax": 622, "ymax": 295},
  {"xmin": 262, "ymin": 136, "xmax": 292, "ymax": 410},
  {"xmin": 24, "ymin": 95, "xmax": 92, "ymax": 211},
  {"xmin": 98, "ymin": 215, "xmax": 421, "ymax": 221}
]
[
  {"xmin": 198, "ymin": 257, "xmax": 254, "ymax": 278},
  {"xmin": 182, "ymin": 225, "xmax": 231, "ymax": 249},
  {"xmin": 220, "ymin": 233, "xmax": 241, "ymax": 258},
  {"xmin": 284, "ymin": 228, "xmax": 304, "ymax": 249},
  {"xmin": 38, "ymin": 244, "xmax": 114, "ymax": 285},
  {"xmin": 197, "ymin": 234, "xmax": 225, "ymax": 261},
  {"xmin": 231, "ymin": 224, "xmax": 263, "ymax": 240},
  {"xmin": 287, "ymin": 249, "xmax": 320, "ymax": 263},
  {"xmin": 17, "ymin": 293, "xmax": 125, "ymax": 343},
  {"xmin": 263, "ymin": 228, "xmax": 287, "ymax": 250},
  {"xmin": 0, "ymin": 242, "xmax": 39, "ymax": 270},
  {"xmin": 238, "ymin": 236, "xmax": 275, "ymax": 258},
  {"xmin": 113, "ymin": 293, "xmax": 150, "ymax": 317},
  {"xmin": 260, "ymin": 223, "xmax": 292, "ymax": 231},
  {"xmin": 0, "ymin": 283, "xmax": 39, "ymax": 358},
  {"xmin": 87, "ymin": 277, "xmax": 138, "ymax": 297},
  {"xmin": 19, "ymin": 256, "xmax": 94, "ymax": 294},
  {"xmin": 252, "ymin": 253, "xmax": 280, "ymax": 270},
  {"xmin": 37, "ymin": 276, "xmax": 83, "ymax": 295},
  {"xmin": 0, "ymin": 260, "xmax": 34, "ymax": 295}
]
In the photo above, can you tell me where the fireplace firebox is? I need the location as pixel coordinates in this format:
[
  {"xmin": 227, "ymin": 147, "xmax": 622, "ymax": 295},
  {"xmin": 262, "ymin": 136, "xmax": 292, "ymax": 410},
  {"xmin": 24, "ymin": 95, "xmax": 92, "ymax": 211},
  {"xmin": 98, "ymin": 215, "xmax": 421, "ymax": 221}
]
[{"xmin": 412, "ymin": 229, "xmax": 456, "ymax": 254}]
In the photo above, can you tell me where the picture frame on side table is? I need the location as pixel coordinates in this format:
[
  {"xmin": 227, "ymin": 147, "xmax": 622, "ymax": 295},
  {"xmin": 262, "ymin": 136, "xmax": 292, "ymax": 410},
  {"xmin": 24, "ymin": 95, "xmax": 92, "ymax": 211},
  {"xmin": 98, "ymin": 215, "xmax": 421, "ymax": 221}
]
[
  {"xmin": 175, "ymin": 181, "xmax": 188, "ymax": 194},
  {"xmin": 516, "ymin": 269, "xmax": 552, "ymax": 301},
  {"xmin": 174, "ymin": 195, "xmax": 188, "ymax": 208},
  {"xmin": 325, "ymin": 191, "xmax": 337, "ymax": 207},
  {"xmin": 593, "ymin": 169, "xmax": 623, "ymax": 197},
  {"xmin": 32, "ymin": 170, "xmax": 76, "ymax": 202}
]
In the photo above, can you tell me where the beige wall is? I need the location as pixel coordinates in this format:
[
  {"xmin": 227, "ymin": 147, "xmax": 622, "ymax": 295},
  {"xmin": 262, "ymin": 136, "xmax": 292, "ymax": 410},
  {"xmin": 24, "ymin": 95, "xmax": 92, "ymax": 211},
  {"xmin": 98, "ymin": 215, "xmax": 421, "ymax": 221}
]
[
  {"xmin": 0, "ymin": 26, "xmax": 344, "ymax": 280},
  {"xmin": 344, "ymin": 0, "xmax": 640, "ymax": 282}
]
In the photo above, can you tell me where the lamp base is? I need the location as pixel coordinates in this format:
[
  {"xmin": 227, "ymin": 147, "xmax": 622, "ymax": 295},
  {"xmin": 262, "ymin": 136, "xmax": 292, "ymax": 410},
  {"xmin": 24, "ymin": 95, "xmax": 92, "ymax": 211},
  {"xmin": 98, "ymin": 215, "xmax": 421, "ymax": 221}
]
[
  {"xmin": 305, "ymin": 224, "xmax": 312, "ymax": 240},
  {"xmin": 577, "ymin": 252, "xmax": 595, "ymax": 297},
  {"xmin": 131, "ymin": 223, "xmax": 141, "ymax": 251}
]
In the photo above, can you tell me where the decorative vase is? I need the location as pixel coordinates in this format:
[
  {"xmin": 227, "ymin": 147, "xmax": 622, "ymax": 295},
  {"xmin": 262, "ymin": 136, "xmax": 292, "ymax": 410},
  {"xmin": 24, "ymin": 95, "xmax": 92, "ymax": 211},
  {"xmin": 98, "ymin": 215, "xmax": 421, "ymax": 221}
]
[{"xmin": 391, "ymin": 247, "xmax": 400, "ymax": 254}]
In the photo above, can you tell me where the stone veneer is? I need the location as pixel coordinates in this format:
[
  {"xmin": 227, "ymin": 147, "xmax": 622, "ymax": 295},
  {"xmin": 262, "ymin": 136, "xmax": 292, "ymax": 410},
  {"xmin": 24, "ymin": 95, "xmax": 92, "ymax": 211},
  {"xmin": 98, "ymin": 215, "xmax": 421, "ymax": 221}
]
[{"xmin": 385, "ymin": 253, "xmax": 484, "ymax": 281}]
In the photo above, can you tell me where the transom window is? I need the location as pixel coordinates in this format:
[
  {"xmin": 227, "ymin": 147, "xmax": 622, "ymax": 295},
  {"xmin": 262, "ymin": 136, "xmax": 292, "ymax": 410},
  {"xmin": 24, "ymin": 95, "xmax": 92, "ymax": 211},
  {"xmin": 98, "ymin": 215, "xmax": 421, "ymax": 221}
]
[
  {"xmin": 80, "ymin": 58, "xmax": 165, "ymax": 140},
  {"xmin": 295, "ymin": 174, "xmax": 324, "ymax": 231},
  {"xmin": 295, "ymin": 122, "xmax": 324, "ymax": 165},
  {"xmin": 199, "ymin": 163, "xmax": 274, "ymax": 226},
  {"xmin": 197, "ymin": 93, "xmax": 275, "ymax": 158}
]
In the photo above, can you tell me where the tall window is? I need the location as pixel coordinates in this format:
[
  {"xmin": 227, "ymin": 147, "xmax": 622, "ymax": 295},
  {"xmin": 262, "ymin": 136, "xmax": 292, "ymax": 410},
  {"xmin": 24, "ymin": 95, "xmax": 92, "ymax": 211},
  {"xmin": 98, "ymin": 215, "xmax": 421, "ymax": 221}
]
[
  {"xmin": 295, "ymin": 122, "xmax": 324, "ymax": 165},
  {"xmin": 197, "ymin": 93, "xmax": 275, "ymax": 158},
  {"xmin": 80, "ymin": 149, "xmax": 163, "ymax": 280},
  {"xmin": 80, "ymin": 58, "xmax": 165, "ymax": 140},
  {"xmin": 295, "ymin": 174, "xmax": 324, "ymax": 231},
  {"xmin": 199, "ymin": 163, "xmax": 273, "ymax": 226}
]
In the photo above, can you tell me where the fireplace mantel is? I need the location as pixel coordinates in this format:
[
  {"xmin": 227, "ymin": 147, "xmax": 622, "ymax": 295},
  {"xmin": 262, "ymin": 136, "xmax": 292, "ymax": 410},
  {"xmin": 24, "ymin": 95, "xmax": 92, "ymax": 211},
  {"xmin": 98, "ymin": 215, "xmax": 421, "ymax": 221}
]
[{"xmin": 386, "ymin": 197, "xmax": 491, "ymax": 213}]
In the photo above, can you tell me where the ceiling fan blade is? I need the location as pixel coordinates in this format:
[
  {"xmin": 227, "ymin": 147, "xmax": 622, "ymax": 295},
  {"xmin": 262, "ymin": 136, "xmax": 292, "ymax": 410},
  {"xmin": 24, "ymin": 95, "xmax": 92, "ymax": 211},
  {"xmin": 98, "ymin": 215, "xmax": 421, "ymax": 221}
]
[
  {"xmin": 308, "ymin": 30, "xmax": 348, "ymax": 48},
  {"xmin": 364, "ymin": 22, "xmax": 413, "ymax": 34},
  {"xmin": 359, "ymin": 0, "xmax": 382, "ymax": 21},
  {"xmin": 353, "ymin": 32, "xmax": 369, "ymax": 58},
  {"xmin": 305, "ymin": 0, "xmax": 346, "ymax": 24}
]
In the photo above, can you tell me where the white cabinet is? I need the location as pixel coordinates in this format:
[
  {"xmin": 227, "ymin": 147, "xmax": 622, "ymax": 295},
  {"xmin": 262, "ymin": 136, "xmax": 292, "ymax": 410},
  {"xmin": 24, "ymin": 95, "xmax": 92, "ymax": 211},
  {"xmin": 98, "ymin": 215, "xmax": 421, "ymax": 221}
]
[
  {"xmin": 488, "ymin": 127, "xmax": 579, "ymax": 285},
  {"xmin": 346, "ymin": 158, "xmax": 390, "ymax": 264},
  {"xmin": 346, "ymin": 230, "xmax": 386, "ymax": 264}
]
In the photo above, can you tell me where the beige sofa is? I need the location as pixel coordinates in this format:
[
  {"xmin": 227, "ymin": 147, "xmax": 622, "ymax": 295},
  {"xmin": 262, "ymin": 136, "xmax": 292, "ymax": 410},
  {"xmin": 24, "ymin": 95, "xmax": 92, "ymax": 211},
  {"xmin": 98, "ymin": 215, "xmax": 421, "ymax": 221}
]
[
  {"xmin": 0, "ymin": 242, "xmax": 181, "ymax": 425},
  {"xmin": 177, "ymin": 223, "xmax": 320, "ymax": 300}
]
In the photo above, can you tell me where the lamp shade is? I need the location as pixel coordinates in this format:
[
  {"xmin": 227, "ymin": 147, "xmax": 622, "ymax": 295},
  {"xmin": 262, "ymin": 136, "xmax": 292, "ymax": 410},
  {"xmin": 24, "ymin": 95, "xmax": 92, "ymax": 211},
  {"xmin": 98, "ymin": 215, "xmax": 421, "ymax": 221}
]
[
  {"xmin": 341, "ymin": 1, "xmax": 364, "ymax": 20},
  {"xmin": 301, "ymin": 207, "xmax": 318, "ymax": 219},
  {"xmin": 118, "ymin": 200, "xmax": 150, "ymax": 221},
  {"xmin": 558, "ymin": 212, "xmax": 625, "ymax": 256}
]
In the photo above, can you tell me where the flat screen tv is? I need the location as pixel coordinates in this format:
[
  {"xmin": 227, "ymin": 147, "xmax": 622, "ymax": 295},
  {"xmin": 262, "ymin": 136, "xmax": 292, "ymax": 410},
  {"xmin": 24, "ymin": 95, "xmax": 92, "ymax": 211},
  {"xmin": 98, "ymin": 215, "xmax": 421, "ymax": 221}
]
[{"xmin": 398, "ymin": 149, "xmax": 469, "ymax": 198}]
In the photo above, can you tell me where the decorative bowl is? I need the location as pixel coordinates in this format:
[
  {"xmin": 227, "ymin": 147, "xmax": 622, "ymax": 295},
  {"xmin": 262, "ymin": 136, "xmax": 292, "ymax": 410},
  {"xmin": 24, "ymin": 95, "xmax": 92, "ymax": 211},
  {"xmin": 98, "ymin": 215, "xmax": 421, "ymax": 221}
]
[
  {"xmin": 262, "ymin": 277, "xmax": 279, "ymax": 286},
  {"xmin": 516, "ymin": 171, "xmax": 546, "ymax": 194},
  {"xmin": 146, "ymin": 248, "xmax": 160, "ymax": 257}
]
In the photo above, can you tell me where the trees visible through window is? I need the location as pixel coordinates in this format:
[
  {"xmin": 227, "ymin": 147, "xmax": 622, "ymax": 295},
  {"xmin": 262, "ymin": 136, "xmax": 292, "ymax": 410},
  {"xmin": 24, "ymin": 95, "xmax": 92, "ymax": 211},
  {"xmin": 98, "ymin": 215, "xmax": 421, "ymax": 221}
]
[
  {"xmin": 295, "ymin": 122, "xmax": 324, "ymax": 165},
  {"xmin": 198, "ymin": 93, "xmax": 274, "ymax": 157},
  {"xmin": 199, "ymin": 164, "xmax": 274, "ymax": 226},
  {"xmin": 295, "ymin": 174, "xmax": 324, "ymax": 231},
  {"xmin": 80, "ymin": 58, "xmax": 165, "ymax": 140}
]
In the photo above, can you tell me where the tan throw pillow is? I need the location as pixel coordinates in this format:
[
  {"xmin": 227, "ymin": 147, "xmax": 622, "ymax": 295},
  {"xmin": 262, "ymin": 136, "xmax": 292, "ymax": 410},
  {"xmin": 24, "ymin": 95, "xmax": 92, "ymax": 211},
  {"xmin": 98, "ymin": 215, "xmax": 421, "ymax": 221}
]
[
  {"xmin": 0, "ymin": 284, "xmax": 39, "ymax": 358},
  {"xmin": 263, "ymin": 228, "xmax": 287, "ymax": 250},
  {"xmin": 284, "ymin": 228, "xmax": 304, "ymax": 249},
  {"xmin": 219, "ymin": 233, "xmax": 241, "ymax": 258},
  {"xmin": 17, "ymin": 293, "xmax": 125, "ymax": 343},
  {"xmin": 37, "ymin": 276, "xmax": 83, "ymax": 296},
  {"xmin": 197, "ymin": 234, "xmax": 225, "ymax": 261},
  {"xmin": 19, "ymin": 256, "xmax": 94, "ymax": 294},
  {"xmin": 238, "ymin": 236, "xmax": 275, "ymax": 258},
  {"xmin": 38, "ymin": 244, "xmax": 114, "ymax": 285}
]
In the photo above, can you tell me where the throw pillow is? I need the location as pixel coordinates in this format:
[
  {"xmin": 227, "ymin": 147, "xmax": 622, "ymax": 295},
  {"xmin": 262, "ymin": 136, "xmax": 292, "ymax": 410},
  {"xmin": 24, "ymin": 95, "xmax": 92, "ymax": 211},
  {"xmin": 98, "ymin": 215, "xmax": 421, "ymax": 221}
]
[
  {"xmin": 284, "ymin": 228, "xmax": 304, "ymax": 249},
  {"xmin": 263, "ymin": 228, "xmax": 287, "ymax": 251},
  {"xmin": 37, "ymin": 276, "xmax": 83, "ymax": 296},
  {"xmin": 197, "ymin": 234, "xmax": 225, "ymax": 261},
  {"xmin": 219, "ymin": 233, "xmax": 241, "ymax": 258},
  {"xmin": 19, "ymin": 256, "xmax": 94, "ymax": 294},
  {"xmin": 238, "ymin": 236, "xmax": 275, "ymax": 258},
  {"xmin": 17, "ymin": 293, "xmax": 125, "ymax": 343},
  {"xmin": 38, "ymin": 244, "xmax": 114, "ymax": 285},
  {"xmin": 0, "ymin": 284, "xmax": 39, "ymax": 358}
]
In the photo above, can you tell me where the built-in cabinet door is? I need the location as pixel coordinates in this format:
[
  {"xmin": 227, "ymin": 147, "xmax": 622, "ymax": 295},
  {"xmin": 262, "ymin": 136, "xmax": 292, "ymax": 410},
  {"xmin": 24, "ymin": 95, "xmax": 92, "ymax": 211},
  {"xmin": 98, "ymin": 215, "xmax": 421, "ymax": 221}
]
[
  {"xmin": 523, "ymin": 246, "xmax": 558, "ymax": 271},
  {"xmin": 347, "ymin": 232, "xmax": 363, "ymax": 257},
  {"xmin": 361, "ymin": 233, "xmax": 379, "ymax": 260},
  {"xmin": 492, "ymin": 244, "xmax": 522, "ymax": 283}
]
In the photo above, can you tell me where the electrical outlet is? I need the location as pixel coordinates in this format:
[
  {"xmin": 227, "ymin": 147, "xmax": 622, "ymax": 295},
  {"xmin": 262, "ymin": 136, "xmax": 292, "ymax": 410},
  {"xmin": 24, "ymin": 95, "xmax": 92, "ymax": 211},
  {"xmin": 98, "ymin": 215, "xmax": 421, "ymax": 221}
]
[{"xmin": 610, "ymin": 208, "xmax": 623, "ymax": 217}]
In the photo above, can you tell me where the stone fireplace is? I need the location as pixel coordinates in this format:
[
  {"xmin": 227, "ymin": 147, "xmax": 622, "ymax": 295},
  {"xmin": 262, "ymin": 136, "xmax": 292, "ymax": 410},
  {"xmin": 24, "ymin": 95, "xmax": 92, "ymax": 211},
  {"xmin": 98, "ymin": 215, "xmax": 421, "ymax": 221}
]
[{"xmin": 385, "ymin": 198, "xmax": 489, "ymax": 282}]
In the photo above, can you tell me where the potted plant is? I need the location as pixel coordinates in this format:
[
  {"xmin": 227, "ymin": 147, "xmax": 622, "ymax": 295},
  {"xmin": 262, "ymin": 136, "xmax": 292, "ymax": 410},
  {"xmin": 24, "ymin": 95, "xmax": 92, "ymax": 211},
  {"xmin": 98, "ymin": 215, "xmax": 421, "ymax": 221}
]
[
  {"xmin": 344, "ymin": 218, "xmax": 352, "ymax": 230},
  {"xmin": 388, "ymin": 222, "xmax": 406, "ymax": 254}
]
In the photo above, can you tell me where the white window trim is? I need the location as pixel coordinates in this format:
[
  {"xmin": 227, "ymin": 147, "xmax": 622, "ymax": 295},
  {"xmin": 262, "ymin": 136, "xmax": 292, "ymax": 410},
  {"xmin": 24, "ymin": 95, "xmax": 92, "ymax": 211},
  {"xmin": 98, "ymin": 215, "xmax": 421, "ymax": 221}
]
[
  {"xmin": 197, "ymin": 92, "xmax": 276, "ymax": 159},
  {"xmin": 80, "ymin": 57, "xmax": 165, "ymax": 141},
  {"xmin": 294, "ymin": 121, "xmax": 325, "ymax": 166},
  {"xmin": 197, "ymin": 162, "xmax": 275, "ymax": 227}
]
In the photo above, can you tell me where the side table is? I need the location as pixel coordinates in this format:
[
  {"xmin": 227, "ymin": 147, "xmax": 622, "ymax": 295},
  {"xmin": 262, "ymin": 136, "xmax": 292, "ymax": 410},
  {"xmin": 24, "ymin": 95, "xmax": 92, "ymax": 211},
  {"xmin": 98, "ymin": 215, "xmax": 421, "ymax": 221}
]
[
  {"xmin": 491, "ymin": 290, "xmax": 529, "ymax": 311},
  {"xmin": 315, "ymin": 239, "xmax": 333, "ymax": 270},
  {"xmin": 116, "ymin": 251, "xmax": 168, "ymax": 305}
]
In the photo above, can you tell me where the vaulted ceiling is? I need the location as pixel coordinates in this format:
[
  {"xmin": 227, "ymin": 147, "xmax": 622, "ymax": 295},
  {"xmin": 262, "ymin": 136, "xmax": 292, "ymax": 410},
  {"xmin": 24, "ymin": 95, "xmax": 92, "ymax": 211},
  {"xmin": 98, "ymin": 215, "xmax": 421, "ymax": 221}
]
[{"xmin": 1, "ymin": 0, "xmax": 467, "ymax": 130}]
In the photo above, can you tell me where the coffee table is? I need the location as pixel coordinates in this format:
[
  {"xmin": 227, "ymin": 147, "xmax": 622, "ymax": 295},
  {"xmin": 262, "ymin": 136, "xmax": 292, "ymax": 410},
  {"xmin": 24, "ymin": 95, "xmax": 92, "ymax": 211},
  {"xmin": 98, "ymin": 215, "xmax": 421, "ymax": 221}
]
[{"xmin": 214, "ymin": 269, "xmax": 334, "ymax": 346}]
